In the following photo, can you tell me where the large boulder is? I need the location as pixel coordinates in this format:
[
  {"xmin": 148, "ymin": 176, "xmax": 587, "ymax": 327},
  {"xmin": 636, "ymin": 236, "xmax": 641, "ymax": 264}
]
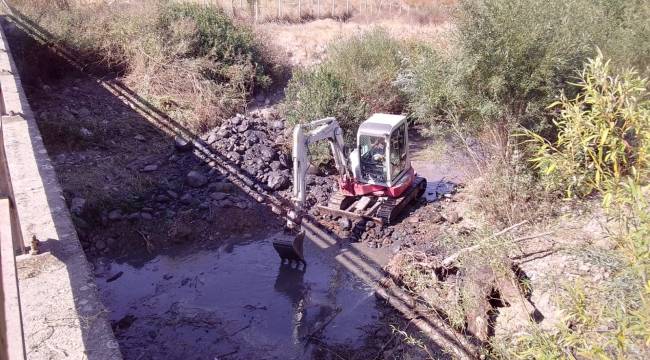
[
  {"xmin": 229, "ymin": 118, "xmax": 239, "ymax": 126},
  {"xmin": 227, "ymin": 151, "xmax": 242, "ymax": 163},
  {"xmin": 237, "ymin": 120, "xmax": 250, "ymax": 133},
  {"xmin": 174, "ymin": 136, "xmax": 193, "ymax": 152},
  {"xmin": 244, "ymin": 131, "xmax": 259, "ymax": 146},
  {"xmin": 186, "ymin": 170, "xmax": 208, "ymax": 188},
  {"xmin": 206, "ymin": 132, "xmax": 219, "ymax": 145},
  {"xmin": 216, "ymin": 127, "xmax": 231, "ymax": 138},
  {"xmin": 243, "ymin": 163, "xmax": 263, "ymax": 177},
  {"xmin": 108, "ymin": 209, "xmax": 123, "ymax": 221},
  {"xmin": 267, "ymin": 171, "xmax": 290, "ymax": 191},
  {"xmin": 259, "ymin": 145, "xmax": 277, "ymax": 162},
  {"xmin": 269, "ymin": 161, "xmax": 282, "ymax": 171}
]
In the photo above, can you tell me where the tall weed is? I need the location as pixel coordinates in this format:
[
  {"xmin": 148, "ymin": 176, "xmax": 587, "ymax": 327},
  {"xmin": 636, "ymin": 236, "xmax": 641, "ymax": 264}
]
[
  {"xmin": 508, "ymin": 55, "xmax": 650, "ymax": 360},
  {"xmin": 158, "ymin": 2, "xmax": 271, "ymax": 87},
  {"xmin": 497, "ymin": 187, "xmax": 650, "ymax": 359},
  {"xmin": 524, "ymin": 51, "xmax": 650, "ymax": 202},
  {"xmin": 10, "ymin": 0, "xmax": 283, "ymax": 131},
  {"xmin": 282, "ymin": 28, "xmax": 405, "ymax": 146}
]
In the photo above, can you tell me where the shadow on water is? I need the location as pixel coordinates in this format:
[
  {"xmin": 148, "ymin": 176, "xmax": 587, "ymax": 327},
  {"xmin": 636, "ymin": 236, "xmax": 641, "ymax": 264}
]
[
  {"xmin": 95, "ymin": 232, "xmax": 382, "ymax": 359},
  {"xmin": 3, "ymin": 5, "xmax": 480, "ymax": 359}
]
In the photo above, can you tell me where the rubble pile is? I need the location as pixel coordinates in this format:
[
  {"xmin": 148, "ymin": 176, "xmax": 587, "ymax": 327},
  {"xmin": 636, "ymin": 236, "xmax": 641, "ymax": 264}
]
[{"xmin": 202, "ymin": 110, "xmax": 338, "ymax": 207}]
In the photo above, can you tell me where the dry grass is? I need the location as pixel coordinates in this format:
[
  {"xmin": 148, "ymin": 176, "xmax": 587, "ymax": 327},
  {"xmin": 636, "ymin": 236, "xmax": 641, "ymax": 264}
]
[
  {"xmin": 193, "ymin": 0, "xmax": 456, "ymax": 24},
  {"xmin": 11, "ymin": 0, "xmax": 286, "ymax": 132},
  {"xmin": 258, "ymin": 17, "xmax": 452, "ymax": 67}
]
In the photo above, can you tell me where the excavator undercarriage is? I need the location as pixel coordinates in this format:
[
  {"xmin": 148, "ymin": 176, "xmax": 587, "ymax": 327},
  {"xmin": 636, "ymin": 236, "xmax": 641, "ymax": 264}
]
[{"xmin": 320, "ymin": 176, "xmax": 427, "ymax": 225}]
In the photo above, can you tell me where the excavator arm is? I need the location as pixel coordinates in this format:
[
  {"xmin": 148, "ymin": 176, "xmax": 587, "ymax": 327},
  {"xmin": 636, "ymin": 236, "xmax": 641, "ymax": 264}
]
[
  {"xmin": 292, "ymin": 117, "xmax": 350, "ymax": 205},
  {"xmin": 274, "ymin": 117, "xmax": 350, "ymax": 265}
]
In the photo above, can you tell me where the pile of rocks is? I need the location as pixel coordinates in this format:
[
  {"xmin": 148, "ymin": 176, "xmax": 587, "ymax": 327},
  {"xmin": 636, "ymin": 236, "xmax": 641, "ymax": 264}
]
[
  {"xmin": 203, "ymin": 111, "xmax": 291, "ymax": 191},
  {"xmin": 201, "ymin": 110, "xmax": 337, "ymax": 207}
]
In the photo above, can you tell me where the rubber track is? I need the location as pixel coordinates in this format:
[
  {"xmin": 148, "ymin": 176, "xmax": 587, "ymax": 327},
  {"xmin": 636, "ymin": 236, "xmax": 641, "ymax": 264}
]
[{"xmin": 376, "ymin": 177, "xmax": 427, "ymax": 224}]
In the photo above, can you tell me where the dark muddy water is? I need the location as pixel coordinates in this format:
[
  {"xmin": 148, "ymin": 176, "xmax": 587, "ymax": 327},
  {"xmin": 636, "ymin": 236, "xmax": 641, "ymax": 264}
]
[{"xmin": 94, "ymin": 232, "xmax": 386, "ymax": 359}]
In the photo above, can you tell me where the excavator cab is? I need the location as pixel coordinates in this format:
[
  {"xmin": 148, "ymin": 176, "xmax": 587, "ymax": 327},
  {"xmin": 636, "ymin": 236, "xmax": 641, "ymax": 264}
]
[
  {"xmin": 354, "ymin": 114, "xmax": 409, "ymax": 187},
  {"xmin": 358, "ymin": 135, "xmax": 387, "ymax": 183}
]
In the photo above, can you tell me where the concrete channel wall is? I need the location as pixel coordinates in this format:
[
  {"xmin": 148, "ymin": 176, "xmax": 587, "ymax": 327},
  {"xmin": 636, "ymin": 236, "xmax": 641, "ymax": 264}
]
[
  {"xmin": 0, "ymin": 113, "xmax": 25, "ymax": 359},
  {"xmin": 0, "ymin": 17, "xmax": 122, "ymax": 359}
]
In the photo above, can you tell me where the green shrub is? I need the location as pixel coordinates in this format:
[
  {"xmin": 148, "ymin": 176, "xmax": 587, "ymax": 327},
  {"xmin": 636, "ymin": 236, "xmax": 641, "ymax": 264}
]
[
  {"xmin": 398, "ymin": 45, "xmax": 492, "ymax": 134},
  {"xmin": 282, "ymin": 28, "xmax": 405, "ymax": 147},
  {"xmin": 325, "ymin": 28, "xmax": 405, "ymax": 114},
  {"xmin": 283, "ymin": 67, "xmax": 367, "ymax": 145},
  {"xmin": 456, "ymin": 0, "xmax": 604, "ymax": 128},
  {"xmin": 402, "ymin": 0, "xmax": 650, "ymax": 135},
  {"xmin": 507, "ymin": 54, "xmax": 650, "ymax": 360},
  {"xmin": 525, "ymin": 51, "xmax": 650, "ymax": 202},
  {"xmin": 158, "ymin": 2, "xmax": 271, "ymax": 87}
]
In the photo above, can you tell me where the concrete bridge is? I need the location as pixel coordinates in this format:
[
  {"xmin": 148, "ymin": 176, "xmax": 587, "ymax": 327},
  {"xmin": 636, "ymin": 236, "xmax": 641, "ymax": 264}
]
[{"xmin": 0, "ymin": 17, "xmax": 121, "ymax": 360}]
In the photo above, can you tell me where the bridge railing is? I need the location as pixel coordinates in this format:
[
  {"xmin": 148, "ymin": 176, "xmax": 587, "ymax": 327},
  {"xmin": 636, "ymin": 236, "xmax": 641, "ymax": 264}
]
[{"xmin": 0, "ymin": 113, "xmax": 26, "ymax": 359}]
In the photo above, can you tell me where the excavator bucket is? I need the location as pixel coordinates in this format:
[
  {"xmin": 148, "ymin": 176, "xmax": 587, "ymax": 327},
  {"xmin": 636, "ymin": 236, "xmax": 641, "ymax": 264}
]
[{"xmin": 272, "ymin": 230, "xmax": 305, "ymax": 265}]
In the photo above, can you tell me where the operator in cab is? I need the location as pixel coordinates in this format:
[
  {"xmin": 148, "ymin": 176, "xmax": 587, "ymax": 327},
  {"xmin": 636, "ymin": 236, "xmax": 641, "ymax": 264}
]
[{"xmin": 371, "ymin": 137, "xmax": 386, "ymax": 162}]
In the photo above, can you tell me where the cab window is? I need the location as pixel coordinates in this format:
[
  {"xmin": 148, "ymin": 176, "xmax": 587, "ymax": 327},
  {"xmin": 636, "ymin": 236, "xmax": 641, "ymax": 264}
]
[
  {"xmin": 390, "ymin": 124, "xmax": 407, "ymax": 181},
  {"xmin": 359, "ymin": 134, "xmax": 387, "ymax": 183}
]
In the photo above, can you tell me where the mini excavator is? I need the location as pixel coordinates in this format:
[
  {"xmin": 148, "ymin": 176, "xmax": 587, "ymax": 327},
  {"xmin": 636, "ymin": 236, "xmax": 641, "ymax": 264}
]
[{"xmin": 273, "ymin": 114, "xmax": 427, "ymax": 263}]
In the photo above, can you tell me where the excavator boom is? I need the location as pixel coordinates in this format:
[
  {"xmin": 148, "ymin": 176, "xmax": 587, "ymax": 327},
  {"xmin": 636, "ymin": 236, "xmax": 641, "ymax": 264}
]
[
  {"xmin": 274, "ymin": 117, "xmax": 350, "ymax": 264},
  {"xmin": 291, "ymin": 117, "xmax": 350, "ymax": 203}
]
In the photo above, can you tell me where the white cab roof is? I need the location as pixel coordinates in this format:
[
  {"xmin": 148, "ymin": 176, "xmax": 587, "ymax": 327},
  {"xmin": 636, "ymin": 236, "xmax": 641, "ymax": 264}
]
[
  {"xmin": 365, "ymin": 113, "xmax": 406, "ymax": 127},
  {"xmin": 358, "ymin": 113, "xmax": 406, "ymax": 136}
]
